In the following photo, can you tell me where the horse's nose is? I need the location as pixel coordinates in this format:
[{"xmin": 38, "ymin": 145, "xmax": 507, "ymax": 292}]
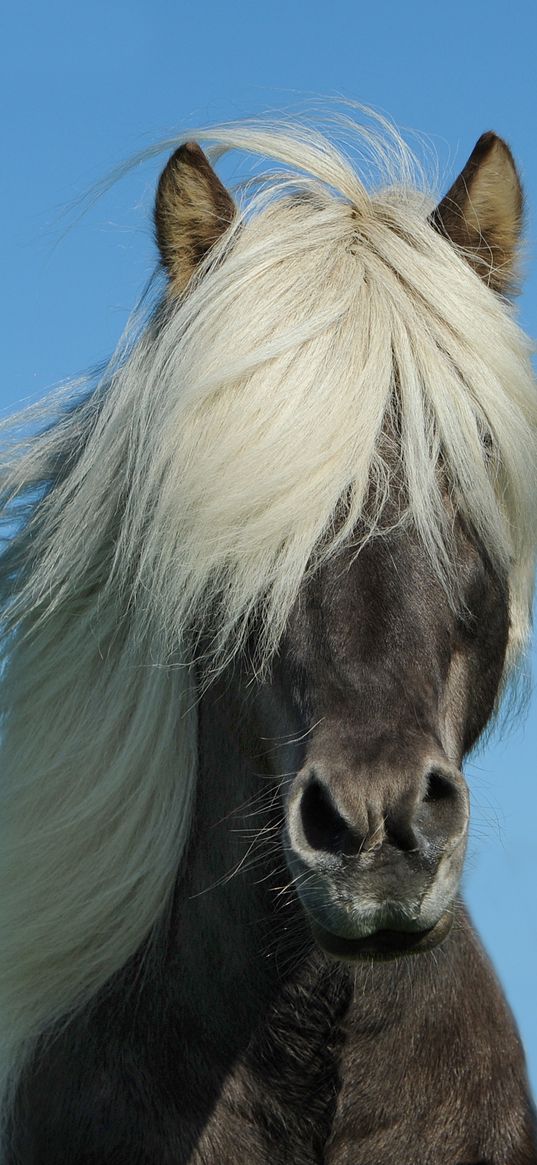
[{"xmin": 288, "ymin": 763, "xmax": 468, "ymax": 868}]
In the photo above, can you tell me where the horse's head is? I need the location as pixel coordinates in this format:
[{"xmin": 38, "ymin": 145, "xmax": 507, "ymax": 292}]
[
  {"xmin": 154, "ymin": 126, "xmax": 533, "ymax": 960},
  {"xmin": 4, "ymin": 117, "xmax": 537, "ymax": 1154},
  {"xmin": 259, "ymin": 514, "xmax": 508, "ymax": 959}
]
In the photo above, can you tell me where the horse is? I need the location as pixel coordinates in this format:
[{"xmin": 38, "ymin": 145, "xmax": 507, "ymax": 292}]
[{"xmin": 1, "ymin": 110, "xmax": 537, "ymax": 1164}]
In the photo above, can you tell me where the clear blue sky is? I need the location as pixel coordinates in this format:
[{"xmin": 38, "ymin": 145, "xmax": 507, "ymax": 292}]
[{"xmin": 2, "ymin": 0, "xmax": 536, "ymax": 1090}]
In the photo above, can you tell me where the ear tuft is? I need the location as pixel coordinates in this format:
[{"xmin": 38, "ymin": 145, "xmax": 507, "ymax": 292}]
[
  {"xmin": 431, "ymin": 132, "xmax": 524, "ymax": 294},
  {"xmin": 155, "ymin": 142, "xmax": 236, "ymax": 294}
]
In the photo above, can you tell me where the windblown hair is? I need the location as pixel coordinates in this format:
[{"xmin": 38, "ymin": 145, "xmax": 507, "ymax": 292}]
[{"xmin": 0, "ymin": 111, "xmax": 536, "ymax": 1138}]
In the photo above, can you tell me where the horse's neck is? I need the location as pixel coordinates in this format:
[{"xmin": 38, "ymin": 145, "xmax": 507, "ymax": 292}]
[
  {"xmin": 166, "ymin": 670, "xmax": 312, "ymax": 1046},
  {"xmin": 166, "ymin": 676, "xmax": 355, "ymax": 1157}
]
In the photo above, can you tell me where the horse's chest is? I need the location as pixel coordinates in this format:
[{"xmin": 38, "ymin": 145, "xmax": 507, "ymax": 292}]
[{"xmin": 201, "ymin": 989, "xmax": 516, "ymax": 1165}]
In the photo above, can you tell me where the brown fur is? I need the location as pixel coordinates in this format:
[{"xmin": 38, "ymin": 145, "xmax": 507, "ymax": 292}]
[
  {"xmin": 431, "ymin": 132, "xmax": 524, "ymax": 294},
  {"xmin": 155, "ymin": 142, "xmax": 236, "ymax": 294}
]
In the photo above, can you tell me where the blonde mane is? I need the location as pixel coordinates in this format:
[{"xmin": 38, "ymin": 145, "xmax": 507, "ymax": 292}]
[{"xmin": 1, "ymin": 111, "xmax": 536, "ymax": 1141}]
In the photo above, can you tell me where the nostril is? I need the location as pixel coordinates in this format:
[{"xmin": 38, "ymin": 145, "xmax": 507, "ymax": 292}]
[
  {"xmin": 423, "ymin": 769, "xmax": 458, "ymax": 803},
  {"xmin": 300, "ymin": 777, "xmax": 349, "ymax": 855}
]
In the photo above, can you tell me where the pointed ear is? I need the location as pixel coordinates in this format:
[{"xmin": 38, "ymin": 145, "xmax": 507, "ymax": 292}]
[
  {"xmin": 430, "ymin": 132, "xmax": 524, "ymax": 294},
  {"xmin": 155, "ymin": 142, "xmax": 236, "ymax": 294}
]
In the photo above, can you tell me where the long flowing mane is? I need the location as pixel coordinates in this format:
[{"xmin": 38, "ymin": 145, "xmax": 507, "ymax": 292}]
[{"xmin": 1, "ymin": 111, "xmax": 536, "ymax": 1137}]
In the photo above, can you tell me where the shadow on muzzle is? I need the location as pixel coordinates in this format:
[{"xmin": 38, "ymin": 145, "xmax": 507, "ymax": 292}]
[{"xmin": 285, "ymin": 746, "xmax": 469, "ymax": 960}]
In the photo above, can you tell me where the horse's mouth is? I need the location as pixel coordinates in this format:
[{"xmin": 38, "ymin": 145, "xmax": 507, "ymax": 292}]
[{"xmin": 310, "ymin": 912, "xmax": 453, "ymax": 961}]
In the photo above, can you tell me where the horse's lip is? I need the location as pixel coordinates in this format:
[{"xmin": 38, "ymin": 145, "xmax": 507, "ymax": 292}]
[{"xmin": 310, "ymin": 912, "xmax": 453, "ymax": 961}]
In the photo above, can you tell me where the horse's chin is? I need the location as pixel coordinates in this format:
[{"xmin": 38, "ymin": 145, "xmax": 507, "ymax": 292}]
[{"xmin": 309, "ymin": 911, "xmax": 453, "ymax": 962}]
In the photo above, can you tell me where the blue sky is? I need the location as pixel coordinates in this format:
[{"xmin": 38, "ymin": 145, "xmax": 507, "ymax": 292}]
[{"xmin": 2, "ymin": 0, "xmax": 537, "ymax": 1090}]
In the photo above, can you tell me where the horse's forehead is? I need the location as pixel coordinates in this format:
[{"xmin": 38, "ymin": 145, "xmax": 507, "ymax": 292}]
[
  {"xmin": 272, "ymin": 514, "xmax": 509, "ymax": 762},
  {"xmin": 290, "ymin": 529, "xmax": 452, "ymax": 655}
]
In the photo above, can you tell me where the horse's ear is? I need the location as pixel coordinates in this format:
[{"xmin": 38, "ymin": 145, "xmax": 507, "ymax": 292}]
[
  {"xmin": 430, "ymin": 132, "xmax": 523, "ymax": 294},
  {"xmin": 155, "ymin": 142, "xmax": 236, "ymax": 294}
]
